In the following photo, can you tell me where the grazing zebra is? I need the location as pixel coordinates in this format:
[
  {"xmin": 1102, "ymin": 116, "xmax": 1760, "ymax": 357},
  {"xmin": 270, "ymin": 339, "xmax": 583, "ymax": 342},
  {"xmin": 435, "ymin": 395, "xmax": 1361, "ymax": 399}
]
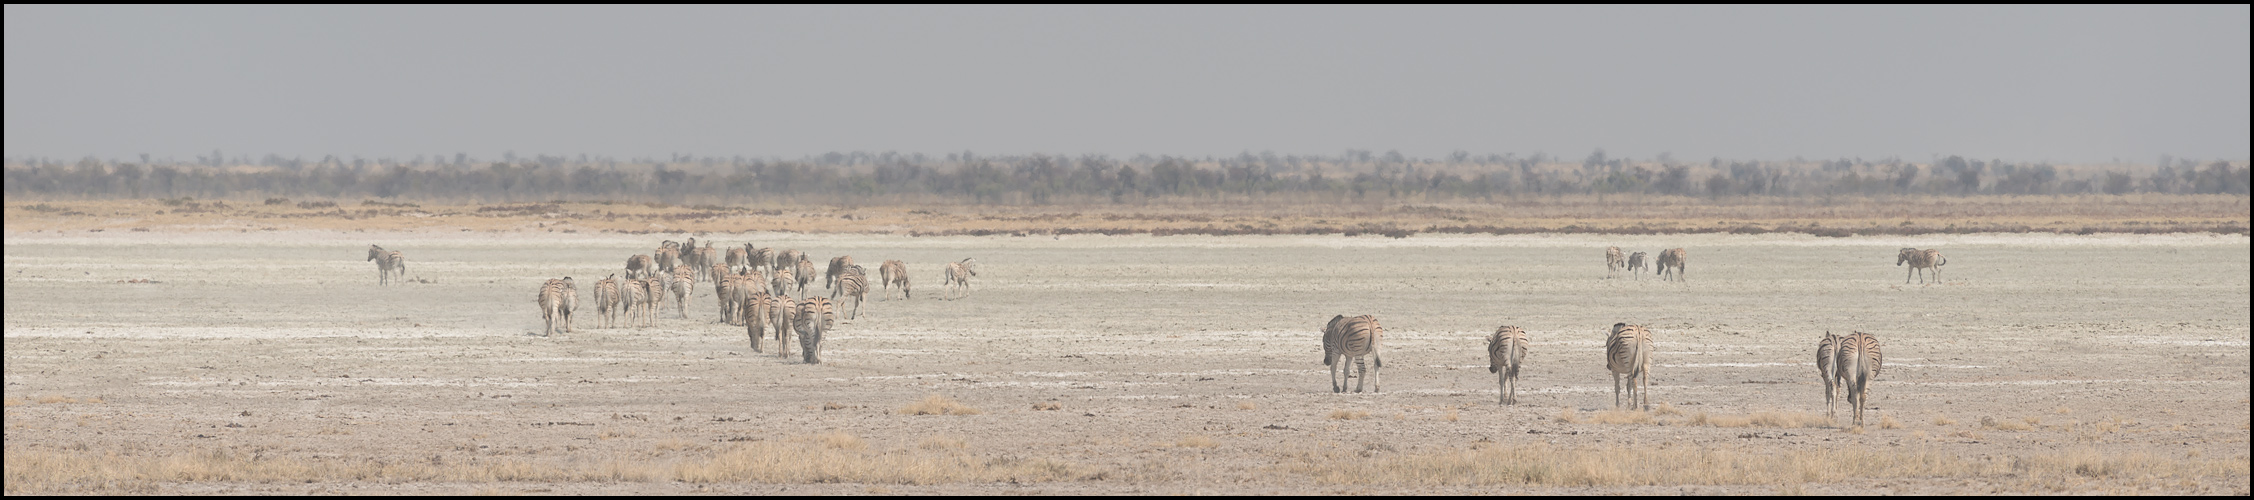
[
  {"xmin": 1627, "ymin": 251, "xmax": 1649, "ymax": 281},
  {"xmin": 879, "ymin": 260, "xmax": 909, "ymax": 300},
  {"xmin": 1606, "ymin": 246, "xmax": 1625, "ymax": 279},
  {"xmin": 726, "ymin": 247, "xmax": 751, "ymax": 275},
  {"xmin": 1488, "ymin": 325, "xmax": 1529, "ymax": 405},
  {"xmin": 1321, "ymin": 314, "xmax": 1384, "ymax": 393},
  {"xmin": 774, "ymin": 249, "xmax": 802, "ymax": 275},
  {"xmin": 753, "ymin": 246, "xmax": 776, "ymax": 273},
  {"xmin": 770, "ymin": 267, "xmax": 796, "ymax": 296},
  {"xmin": 794, "ymin": 297, "xmax": 835, "ymax": 364},
  {"xmin": 1834, "ymin": 331, "xmax": 1884, "ymax": 426},
  {"xmin": 1656, "ymin": 248, "xmax": 1687, "ymax": 282},
  {"xmin": 793, "ymin": 255, "xmax": 816, "ymax": 294},
  {"xmin": 1898, "ymin": 248, "xmax": 1946, "ymax": 284},
  {"xmin": 655, "ymin": 247, "xmax": 679, "ymax": 275},
  {"xmin": 832, "ymin": 264, "xmax": 868, "ymax": 320},
  {"xmin": 825, "ymin": 255, "xmax": 855, "ymax": 290},
  {"xmin": 626, "ymin": 254, "xmax": 655, "ymax": 279},
  {"xmin": 943, "ymin": 258, "xmax": 978, "ymax": 299},
  {"xmin": 670, "ymin": 267, "xmax": 696, "ymax": 318},
  {"xmin": 595, "ymin": 275, "xmax": 621, "ymax": 329},
  {"xmin": 1606, "ymin": 323, "xmax": 1653, "ymax": 410},
  {"xmin": 741, "ymin": 290, "xmax": 772, "ymax": 352},
  {"xmin": 1816, "ymin": 332, "xmax": 1842, "ymax": 417},
  {"xmin": 366, "ymin": 245, "xmax": 406, "ymax": 285}
]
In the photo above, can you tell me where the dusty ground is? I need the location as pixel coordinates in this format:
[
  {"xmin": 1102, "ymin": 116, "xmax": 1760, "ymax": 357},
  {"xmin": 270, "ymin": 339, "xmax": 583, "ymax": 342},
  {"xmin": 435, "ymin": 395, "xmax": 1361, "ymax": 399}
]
[{"xmin": 5, "ymin": 229, "xmax": 2248, "ymax": 494}]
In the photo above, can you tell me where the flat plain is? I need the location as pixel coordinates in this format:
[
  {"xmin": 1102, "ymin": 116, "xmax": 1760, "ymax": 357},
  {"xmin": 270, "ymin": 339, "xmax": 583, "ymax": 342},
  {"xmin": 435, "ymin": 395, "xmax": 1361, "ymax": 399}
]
[{"xmin": 5, "ymin": 229, "xmax": 2248, "ymax": 494}]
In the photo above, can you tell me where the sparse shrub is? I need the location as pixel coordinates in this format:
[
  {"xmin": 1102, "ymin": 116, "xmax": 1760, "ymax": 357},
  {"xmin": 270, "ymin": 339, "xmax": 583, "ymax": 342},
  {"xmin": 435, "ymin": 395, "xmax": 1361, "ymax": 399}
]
[
  {"xmin": 1553, "ymin": 408, "xmax": 1580, "ymax": 424},
  {"xmin": 1879, "ymin": 415, "xmax": 1902, "ymax": 429},
  {"xmin": 1933, "ymin": 415, "xmax": 1957, "ymax": 426},
  {"xmin": 899, "ymin": 394, "xmax": 982, "ymax": 416},
  {"xmin": 1443, "ymin": 409, "xmax": 1459, "ymax": 422}
]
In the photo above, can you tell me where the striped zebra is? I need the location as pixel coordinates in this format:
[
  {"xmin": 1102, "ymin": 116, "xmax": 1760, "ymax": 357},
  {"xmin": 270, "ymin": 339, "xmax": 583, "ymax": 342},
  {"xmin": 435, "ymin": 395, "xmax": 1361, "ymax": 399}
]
[
  {"xmin": 558, "ymin": 277, "xmax": 577, "ymax": 334},
  {"xmin": 793, "ymin": 255, "xmax": 815, "ymax": 295},
  {"xmin": 794, "ymin": 297, "xmax": 835, "ymax": 364},
  {"xmin": 825, "ymin": 255, "xmax": 855, "ymax": 290},
  {"xmin": 594, "ymin": 275, "xmax": 621, "ymax": 329},
  {"xmin": 1488, "ymin": 325, "xmax": 1529, "ymax": 405},
  {"xmin": 681, "ymin": 238, "xmax": 702, "ymax": 277},
  {"xmin": 620, "ymin": 277, "xmax": 648, "ymax": 328},
  {"xmin": 1606, "ymin": 323, "xmax": 1653, "ymax": 410},
  {"xmin": 1816, "ymin": 332, "xmax": 1842, "ymax": 417},
  {"xmin": 1833, "ymin": 331, "xmax": 1884, "ymax": 426},
  {"xmin": 1606, "ymin": 246, "xmax": 1625, "ymax": 279},
  {"xmin": 771, "ymin": 291, "xmax": 797, "ymax": 360},
  {"xmin": 774, "ymin": 249, "xmax": 803, "ymax": 276},
  {"xmin": 642, "ymin": 275, "xmax": 667, "ymax": 325},
  {"xmin": 832, "ymin": 264, "xmax": 868, "ymax": 320},
  {"xmin": 1897, "ymin": 248, "xmax": 1947, "ymax": 284},
  {"xmin": 770, "ymin": 267, "xmax": 796, "ymax": 296},
  {"xmin": 1627, "ymin": 251, "xmax": 1649, "ymax": 281},
  {"xmin": 753, "ymin": 246, "xmax": 777, "ymax": 273},
  {"xmin": 741, "ymin": 290, "xmax": 773, "ymax": 352},
  {"xmin": 943, "ymin": 258, "xmax": 978, "ymax": 300},
  {"xmin": 655, "ymin": 247, "xmax": 679, "ymax": 275},
  {"xmin": 537, "ymin": 278, "xmax": 575, "ymax": 336},
  {"xmin": 626, "ymin": 254, "xmax": 655, "ymax": 279},
  {"xmin": 669, "ymin": 267, "xmax": 696, "ymax": 318},
  {"xmin": 366, "ymin": 245, "xmax": 406, "ymax": 285},
  {"xmin": 1656, "ymin": 248, "xmax": 1687, "ymax": 282},
  {"xmin": 712, "ymin": 266, "xmax": 740, "ymax": 324},
  {"xmin": 1321, "ymin": 314, "xmax": 1384, "ymax": 393},
  {"xmin": 727, "ymin": 247, "xmax": 751, "ymax": 275},
  {"xmin": 879, "ymin": 260, "xmax": 909, "ymax": 300}
]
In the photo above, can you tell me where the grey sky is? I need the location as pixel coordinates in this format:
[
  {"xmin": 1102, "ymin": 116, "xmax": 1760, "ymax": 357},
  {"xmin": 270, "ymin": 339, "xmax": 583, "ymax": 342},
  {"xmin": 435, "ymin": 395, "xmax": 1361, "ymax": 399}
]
[{"xmin": 5, "ymin": 5, "xmax": 2247, "ymax": 164}]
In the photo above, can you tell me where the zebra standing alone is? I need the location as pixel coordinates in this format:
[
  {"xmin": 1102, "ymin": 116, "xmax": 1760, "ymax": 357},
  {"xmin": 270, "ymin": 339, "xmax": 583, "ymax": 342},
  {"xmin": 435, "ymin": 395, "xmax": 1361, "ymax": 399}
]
[
  {"xmin": 538, "ymin": 278, "xmax": 576, "ymax": 336},
  {"xmin": 1898, "ymin": 248, "xmax": 1947, "ymax": 284},
  {"xmin": 1627, "ymin": 251, "xmax": 1648, "ymax": 280},
  {"xmin": 879, "ymin": 260, "xmax": 909, "ymax": 300},
  {"xmin": 794, "ymin": 297, "xmax": 835, "ymax": 364},
  {"xmin": 1656, "ymin": 248, "xmax": 1687, "ymax": 282},
  {"xmin": 1488, "ymin": 325, "xmax": 1529, "ymax": 405},
  {"xmin": 1606, "ymin": 323, "xmax": 1653, "ymax": 410},
  {"xmin": 1322, "ymin": 314, "xmax": 1385, "ymax": 393},
  {"xmin": 1816, "ymin": 332, "xmax": 1842, "ymax": 417},
  {"xmin": 367, "ymin": 245, "xmax": 406, "ymax": 285},
  {"xmin": 943, "ymin": 258, "xmax": 978, "ymax": 299},
  {"xmin": 1606, "ymin": 246, "xmax": 1625, "ymax": 279},
  {"xmin": 1834, "ymin": 331, "xmax": 1884, "ymax": 426}
]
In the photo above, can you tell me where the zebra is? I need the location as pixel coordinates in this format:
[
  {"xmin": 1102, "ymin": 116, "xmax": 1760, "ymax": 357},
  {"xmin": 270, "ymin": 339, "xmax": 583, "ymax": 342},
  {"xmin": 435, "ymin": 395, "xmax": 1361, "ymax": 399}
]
[
  {"xmin": 1488, "ymin": 325, "xmax": 1529, "ymax": 405},
  {"xmin": 794, "ymin": 297, "xmax": 835, "ymax": 364},
  {"xmin": 1816, "ymin": 332, "xmax": 1842, "ymax": 417},
  {"xmin": 1627, "ymin": 251, "xmax": 1649, "ymax": 281},
  {"xmin": 741, "ymin": 290, "xmax": 773, "ymax": 352},
  {"xmin": 793, "ymin": 255, "xmax": 815, "ymax": 295},
  {"xmin": 1321, "ymin": 314, "xmax": 1384, "ymax": 393},
  {"xmin": 727, "ymin": 247, "xmax": 751, "ymax": 275},
  {"xmin": 832, "ymin": 264, "xmax": 868, "ymax": 320},
  {"xmin": 879, "ymin": 259, "xmax": 909, "ymax": 300},
  {"xmin": 642, "ymin": 275, "xmax": 668, "ymax": 325},
  {"xmin": 770, "ymin": 267, "xmax": 796, "ymax": 296},
  {"xmin": 620, "ymin": 277, "xmax": 648, "ymax": 328},
  {"xmin": 1606, "ymin": 246, "xmax": 1625, "ymax": 279},
  {"xmin": 825, "ymin": 255, "xmax": 855, "ymax": 290},
  {"xmin": 669, "ymin": 267, "xmax": 696, "ymax": 318},
  {"xmin": 1656, "ymin": 248, "xmax": 1687, "ymax": 282},
  {"xmin": 594, "ymin": 275, "xmax": 621, "ymax": 329},
  {"xmin": 771, "ymin": 291, "xmax": 797, "ymax": 360},
  {"xmin": 1606, "ymin": 323, "xmax": 1654, "ymax": 410},
  {"xmin": 655, "ymin": 247, "xmax": 679, "ymax": 275},
  {"xmin": 696, "ymin": 243, "xmax": 719, "ymax": 282},
  {"xmin": 626, "ymin": 254, "xmax": 655, "ymax": 279},
  {"xmin": 753, "ymin": 246, "xmax": 777, "ymax": 274},
  {"xmin": 538, "ymin": 279, "xmax": 563, "ymax": 336},
  {"xmin": 774, "ymin": 249, "xmax": 802, "ymax": 275},
  {"xmin": 1834, "ymin": 331, "xmax": 1884, "ymax": 426},
  {"xmin": 943, "ymin": 258, "xmax": 978, "ymax": 299},
  {"xmin": 1898, "ymin": 248, "xmax": 1946, "ymax": 284},
  {"xmin": 366, "ymin": 245, "xmax": 406, "ymax": 285},
  {"xmin": 681, "ymin": 238, "xmax": 702, "ymax": 277},
  {"xmin": 558, "ymin": 277, "xmax": 577, "ymax": 334}
]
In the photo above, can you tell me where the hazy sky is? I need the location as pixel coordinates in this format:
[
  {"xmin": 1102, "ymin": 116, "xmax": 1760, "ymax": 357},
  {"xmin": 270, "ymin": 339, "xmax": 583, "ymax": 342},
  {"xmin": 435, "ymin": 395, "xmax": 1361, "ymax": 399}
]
[{"xmin": 5, "ymin": 5, "xmax": 2247, "ymax": 163}]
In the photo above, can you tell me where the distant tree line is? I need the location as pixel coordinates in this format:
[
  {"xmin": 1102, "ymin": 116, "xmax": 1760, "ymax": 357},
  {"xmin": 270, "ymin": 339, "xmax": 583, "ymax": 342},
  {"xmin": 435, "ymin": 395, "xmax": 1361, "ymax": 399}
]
[{"xmin": 5, "ymin": 150, "xmax": 2246, "ymax": 204}]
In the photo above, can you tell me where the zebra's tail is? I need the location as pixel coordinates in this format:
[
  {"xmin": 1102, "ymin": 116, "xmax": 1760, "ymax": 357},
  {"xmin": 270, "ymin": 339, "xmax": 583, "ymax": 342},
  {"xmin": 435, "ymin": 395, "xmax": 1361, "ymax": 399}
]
[{"xmin": 1933, "ymin": 255, "xmax": 1947, "ymax": 267}]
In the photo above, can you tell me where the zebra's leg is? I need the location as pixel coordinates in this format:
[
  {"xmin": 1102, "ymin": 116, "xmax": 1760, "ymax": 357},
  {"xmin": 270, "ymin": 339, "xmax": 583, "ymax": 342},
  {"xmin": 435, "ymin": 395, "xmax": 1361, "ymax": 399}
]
[
  {"xmin": 1369, "ymin": 355, "xmax": 1381, "ymax": 393},
  {"xmin": 1351, "ymin": 357, "xmax": 1366, "ymax": 393},
  {"xmin": 1613, "ymin": 372, "xmax": 1623, "ymax": 409},
  {"xmin": 1497, "ymin": 368, "xmax": 1508, "ymax": 405}
]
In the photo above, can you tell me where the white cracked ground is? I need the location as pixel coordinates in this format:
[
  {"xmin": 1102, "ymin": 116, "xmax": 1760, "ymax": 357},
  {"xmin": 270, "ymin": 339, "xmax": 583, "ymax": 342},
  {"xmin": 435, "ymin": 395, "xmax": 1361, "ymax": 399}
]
[{"xmin": 5, "ymin": 231, "xmax": 2248, "ymax": 494}]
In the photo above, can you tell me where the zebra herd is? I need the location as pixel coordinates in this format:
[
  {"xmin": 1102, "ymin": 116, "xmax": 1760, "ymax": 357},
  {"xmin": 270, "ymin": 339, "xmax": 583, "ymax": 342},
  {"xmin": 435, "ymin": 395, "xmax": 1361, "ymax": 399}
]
[
  {"xmin": 506, "ymin": 238, "xmax": 976, "ymax": 365},
  {"xmin": 1605, "ymin": 246, "xmax": 1683, "ymax": 281}
]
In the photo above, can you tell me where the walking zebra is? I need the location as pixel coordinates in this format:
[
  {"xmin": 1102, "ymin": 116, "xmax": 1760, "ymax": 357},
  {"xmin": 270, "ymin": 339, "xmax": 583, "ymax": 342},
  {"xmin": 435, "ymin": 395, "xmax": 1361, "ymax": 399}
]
[
  {"xmin": 793, "ymin": 255, "xmax": 815, "ymax": 294},
  {"xmin": 774, "ymin": 249, "xmax": 802, "ymax": 275},
  {"xmin": 1488, "ymin": 325, "xmax": 1529, "ymax": 405},
  {"xmin": 825, "ymin": 256, "xmax": 855, "ymax": 290},
  {"xmin": 943, "ymin": 258, "xmax": 978, "ymax": 299},
  {"xmin": 832, "ymin": 264, "xmax": 868, "ymax": 320},
  {"xmin": 1834, "ymin": 331, "xmax": 1884, "ymax": 426},
  {"xmin": 1627, "ymin": 251, "xmax": 1649, "ymax": 281},
  {"xmin": 1898, "ymin": 248, "xmax": 1946, "ymax": 284},
  {"xmin": 621, "ymin": 277, "xmax": 648, "ymax": 328},
  {"xmin": 770, "ymin": 267, "xmax": 796, "ymax": 296},
  {"xmin": 794, "ymin": 297, "xmax": 835, "ymax": 364},
  {"xmin": 713, "ymin": 267, "xmax": 741, "ymax": 325},
  {"xmin": 1322, "ymin": 314, "xmax": 1385, "ymax": 393},
  {"xmin": 642, "ymin": 275, "xmax": 667, "ymax": 324},
  {"xmin": 594, "ymin": 275, "xmax": 621, "ymax": 329},
  {"xmin": 1606, "ymin": 246, "xmax": 1625, "ymax": 279},
  {"xmin": 366, "ymin": 245, "xmax": 406, "ymax": 285},
  {"xmin": 537, "ymin": 278, "xmax": 576, "ymax": 336},
  {"xmin": 1816, "ymin": 332, "xmax": 1842, "ymax": 417},
  {"xmin": 670, "ymin": 267, "xmax": 696, "ymax": 318},
  {"xmin": 626, "ymin": 254, "xmax": 655, "ymax": 279},
  {"xmin": 741, "ymin": 290, "xmax": 773, "ymax": 352},
  {"xmin": 655, "ymin": 247, "xmax": 679, "ymax": 275},
  {"xmin": 879, "ymin": 260, "xmax": 909, "ymax": 300},
  {"xmin": 727, "ymin": 247, "xmax": 751, "ymax": 275},
  {"xmin": 769, "ymin": 291, "xmax": 797, "ymax": 360},
  {"xmin": 1656, "ymin": 248, "xmax": 1687, "ymax": 282},
  {"xmin": 753, "ymin": 246, "xmax": 776, "ymax": 273},
  {"xmin": 1606, "ymin": 323, "xmax": 1653, "ymax": 410}
]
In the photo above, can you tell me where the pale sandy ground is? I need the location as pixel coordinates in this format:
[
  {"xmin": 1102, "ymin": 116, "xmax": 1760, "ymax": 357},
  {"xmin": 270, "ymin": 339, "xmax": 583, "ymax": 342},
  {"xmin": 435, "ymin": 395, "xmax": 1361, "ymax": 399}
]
[{"xmin": 5, "ymin": 230, "xmax": 2248, "ymax": 494}]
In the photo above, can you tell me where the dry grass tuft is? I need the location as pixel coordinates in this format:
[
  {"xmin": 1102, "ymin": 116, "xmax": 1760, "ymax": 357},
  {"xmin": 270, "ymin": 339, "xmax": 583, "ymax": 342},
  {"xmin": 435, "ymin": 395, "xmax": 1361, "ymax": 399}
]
[
  {"xmin": 1329, "ymin": 410, "xmax": 1370, "ymax": 420},
  {"xmin": 1281, "ymin": 442, "xmax": 2252, "ymax": 488},
  {"xmin": 1651, "ymin": 403, "xmax": 1685, "ymax": 416},
  {"xmin": 654, "ymin": 438, "xmax": 701, "ymax": 452},
  {"xmin": 917, "ymin": 436, "xmax": 967, "ymax": 451},
  {"xmin": 1443, "ymin": 409, "xmax": 1460, "ymax": 422},
  {"xmin": 2054, "ymin": 406, "xmax": 2073, "ymax": 415},
  {"xmin": 813, "ymin": 431, "xmax": 867, "ymax": 450},
  {"xmin": 34, "ymin": 395, "xmax": 72, "ymax": 404},
  {"xmin": 1588, "ymin": 410, "xmax": 1653, "ymax": 425},
  {"xmin": 899, "ymin": 395, "xmax": 982, "ymax": 416},
  {"xmin": 1686, "ymin": 411, "xmax": 1830, "ymax": 429},
  {"xmin": 1553, "ymin": 408, "xmax": 1580, "ymax": 424},
  {"xmin": 1933, "ymin": 415, "xmax": 1957, "ymax": 426},
  {"xmin": 1236, "ymin": 401, "xmax": 1257, "ymax": 411},
  {"xmin": 1031, "ymin": 401, "xmax": 1062, "ymax": 411},
  {"xmin": 1981, "ymin": 416, "xmax": 2033, "ymax": 432},
  {"xmin": 1879, "ymin": 415, "xmax": 1902, "ymax": 429},
  {"xmin": 1175, "ymin": 435, "xmax": 1219, "ymax": 448}
]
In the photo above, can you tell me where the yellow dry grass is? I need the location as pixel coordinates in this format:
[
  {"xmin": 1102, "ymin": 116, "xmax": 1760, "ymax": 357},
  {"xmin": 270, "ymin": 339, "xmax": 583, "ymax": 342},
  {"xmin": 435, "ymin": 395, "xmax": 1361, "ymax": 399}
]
[
  {"xmin": 1983, "ymin": 416, "xmax": 2035, "ymax": 432},
  {"xmin": 898, "ymin": 395, "xmax": 982, "ymax": 416},
  {"xmin": 814, "ymin": 431, "xmax": 867, "ymax": 450},
  {"xmin": 1328, "ymin": 410, "xmax": 1370, "ymax": 420},
  {"xmin": 1280, "ymin": 443, "xmax": 2250, "ymax": 488},
  {"xmin": 1651, "ymin": 403, "xmax": 1685, "ymax": 416},
  {"xmin": 1933, "ymin": 415, "xmax": 1958, "ymax": 426},
  {"xmin": 1879, "ymin": 415, "xmax": 1902, "ymax": 430},
  {"xmin": 1031, "ymin": 401, "xmax": 1063, "ymax": 411},
  {"xmin": 1443, "ymin": 409, "xmax": 1459, "ymax": 422},
  {"xmin": 1236, "ymin": 401, "xmax": 1257, "ymax": 411},
  {"xmin": 1553, "ymin": 408, "xmax": 1580, "ymax": 424},
  {"xmin": 1587, "ymin": 410, "xmax": 1654, "ymax": 425},
  {"xmin": 917, "ymin": 436, "xmax": 967, "ymax": 451},
  {"xmin": 2, "ymin": 398, "xmax": 21, "ymax": 407},
  {"xmin": 1684, "ymin": 411, "xmax": 1834, "ymax": 429}
]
